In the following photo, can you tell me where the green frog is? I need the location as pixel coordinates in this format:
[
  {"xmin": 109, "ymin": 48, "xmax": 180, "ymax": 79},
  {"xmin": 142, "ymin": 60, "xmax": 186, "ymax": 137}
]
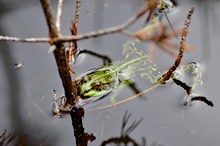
[
  {"xmin": 77, "ymin": 40, "xmax": 160, "ymax": 102},
  {"xmin": 53, "ymin": 38, "xmax": 211, "ymax": 117},
  {"xmin": 76, "ymin": 39, "xmax": 202, "ymax": 106},
  {"xmin": 75, "ymin": 0, "xmax": 200, "ymax": 106},
  {"xmin": 53, "ymin": 0, "xmax": 179, "ymax": 116}
]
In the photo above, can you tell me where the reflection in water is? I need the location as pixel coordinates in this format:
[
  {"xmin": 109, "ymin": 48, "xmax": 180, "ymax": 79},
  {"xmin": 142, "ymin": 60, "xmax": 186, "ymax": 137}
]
[
  {"xmin": 100, "ymin": 111, "xmax": 162, "ymax": 146},
  {"xmin": 0, "ymin": 1, "xmax": 58, "ymax": 145},
  {"xmin": 0, "ymin": 129, "xmax": 27, "ymax": 145},
  {"xmin": 0, "ymin": 7, "xmax": 23, "ymax": 138}
]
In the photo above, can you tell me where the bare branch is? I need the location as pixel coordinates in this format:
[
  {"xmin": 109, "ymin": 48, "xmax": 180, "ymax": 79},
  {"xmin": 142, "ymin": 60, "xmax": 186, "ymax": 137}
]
[
  {"xmin": 89, "ymin": 84, "xmax": 159, "ymax": 111},
  {"xmin": 55, "ymin": 1, "xmax": 157, "ymax": 42},
  {"xmin": 159, "ymin": 7, "xmax": 195, "ymax": 84},
  {"xmin": 56, "ymin": 0, "xmax": 64, "ymax": 32},
  {"xmin": 40, "ymin": 0, "xmax": 77, "ymax": 105},
  {"xmin": 40, "ymin": 0, "xmax": 59, "ymax": 38},
  {"xmin": 0, "ymin": 1, "xmax": 157, "ymax": 43},
  {"xmin": 0, "ymin": 35, "xmax": 49, "ymax": 43},
  {"xmin": 74, "ymin": 0, "xmax": 80, "ymax": 29},
  {"xmin": 67, "ymin": 0, "xmax": 81, "ymax": 64}
]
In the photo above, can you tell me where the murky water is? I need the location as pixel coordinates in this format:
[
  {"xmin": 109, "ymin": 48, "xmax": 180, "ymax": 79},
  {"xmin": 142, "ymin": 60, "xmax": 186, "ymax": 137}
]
[{"xmin": 0, "ymin": 0, "xmax": 220, "ymax": 146}]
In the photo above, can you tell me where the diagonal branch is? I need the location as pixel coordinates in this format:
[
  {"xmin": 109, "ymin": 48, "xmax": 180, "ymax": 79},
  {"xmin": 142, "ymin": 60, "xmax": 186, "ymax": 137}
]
[
  {"xmin": 159, "ymin": 7, "xmax": 195, "ymax": 84},
  {"xmin": 40, "ymin": 0, "xmax": 77, "ymax": 105},
  {"xmin": 56, "ymin": 0, "xmax": 64, "ymax": 32},
  {"xmin": 40, "ymin": 0, "xmax": 59, "ymax": 37}
]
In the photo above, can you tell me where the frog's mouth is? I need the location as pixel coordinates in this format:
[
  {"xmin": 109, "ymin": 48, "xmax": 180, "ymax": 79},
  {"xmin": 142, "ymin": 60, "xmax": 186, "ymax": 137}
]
[
  {"xmin": 78, "ymin": 90, "xmax": 112, "ymax": 106},
  {"xmin": 79, "ymin": 88, "xmax": 111, "ymax": 99}
]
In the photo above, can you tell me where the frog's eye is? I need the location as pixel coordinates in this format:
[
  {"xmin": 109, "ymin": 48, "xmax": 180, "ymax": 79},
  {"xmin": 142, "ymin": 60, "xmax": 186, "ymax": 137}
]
[
  {"xmin": 93, "ymin": 81, "xmax": 103, "ymax": 91},
  {"xmin": 94, "ymin": 81, "xmax": 100, "ymax": 86}
]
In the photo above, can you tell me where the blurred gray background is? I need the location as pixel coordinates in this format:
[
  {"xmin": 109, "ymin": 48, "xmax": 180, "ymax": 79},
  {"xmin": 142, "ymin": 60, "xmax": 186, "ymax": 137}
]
[{"xmin": 0, "ymin": 0, "xmax": 220, "ymax": 145}]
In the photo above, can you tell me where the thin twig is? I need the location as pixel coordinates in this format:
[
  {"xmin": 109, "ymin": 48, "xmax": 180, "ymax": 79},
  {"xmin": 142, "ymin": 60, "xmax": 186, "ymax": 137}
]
[
  {"xmin": 70, "ymin": 0, "xmax": 81, "ymax": 36},
  {"xmin": 0, "ymin": 1, "xmax": 157, "ymax": 43},
  {"xmin": 67, "ymin": 0, "xmax": 81, "ymax": 64},
  {"xmin": 56, "ymin": 0, "xmax": 64, "ymax": 33},
  {"xmin": 74, "ymin": 0, "xmax": 80, "ymax": 28},
  {"xmin": 159, "ymin": 7, "xmax": 195, "ymax": 84},
  {"xmin": 0, "ymin": 36, "xmax": 49, "ymax": 43},
  {"xmin": 88, "ymin": 84, "xmax": 159, "ymax": 111},
  {"xmin": 55, "ymin": 1, "xmax": 157, "ymax": 42}
]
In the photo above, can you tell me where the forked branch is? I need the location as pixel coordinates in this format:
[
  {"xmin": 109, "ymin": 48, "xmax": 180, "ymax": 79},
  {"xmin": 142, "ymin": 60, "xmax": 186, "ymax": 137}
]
[
  {"xmin": 0, "ymin": 1, "xmax": 158, "ymax": 43},
  {"xmin": 40, "ymin": 0, "xmax": 76, "ymax": 105}
]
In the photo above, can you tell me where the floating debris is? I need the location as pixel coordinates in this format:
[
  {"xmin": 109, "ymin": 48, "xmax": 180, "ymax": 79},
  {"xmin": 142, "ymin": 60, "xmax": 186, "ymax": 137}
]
[{"xmin": 14, "ymin": 62, "xmax": 23, "ymax": 69}]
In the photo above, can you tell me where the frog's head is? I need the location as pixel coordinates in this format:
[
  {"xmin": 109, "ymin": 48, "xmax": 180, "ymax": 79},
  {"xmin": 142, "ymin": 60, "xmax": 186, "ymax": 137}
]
[{"xmin": 78, "ymin": 68, "xmax": 114, "ymax": 99}]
